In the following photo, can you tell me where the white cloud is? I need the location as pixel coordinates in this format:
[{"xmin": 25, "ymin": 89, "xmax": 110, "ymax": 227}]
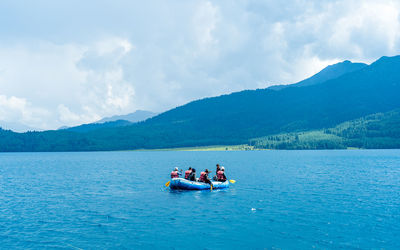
[
  {"xmin": 0, "ymin": 94, "xmax": 50, "ymax": 129},
  {"xmin": 321, "ymin": 1, "xmax": 400, "ymax": 60},
  {"xmin": 0, "ymin": 38, "xmax": 137, "ymax": 129},
  {"xmin": 1, "ymin": 0, "xmax": 400, "ymax": 130},
  {"xmin": 192, "ymin": 1, "xmax": 219, "ymax": 50},
  {"xmin": 246, "ymin": 0, "xmax": 400, "ymax": 81},
  {"xmin": 94, "ymin": 37, "xmax": 134, "ymax": 57},
  {"xmin": 57, "ymin": 104, "xmax": 100, "ymax": 124}
]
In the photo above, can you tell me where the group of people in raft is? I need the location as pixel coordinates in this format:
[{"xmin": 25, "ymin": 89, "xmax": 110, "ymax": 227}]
[{"xmin": 170, "ymin": 163, "xmax": 227, "ymax": 185}]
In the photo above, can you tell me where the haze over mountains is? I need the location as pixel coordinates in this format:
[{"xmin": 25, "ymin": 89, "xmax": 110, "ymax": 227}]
[
  {"xmin": 269, "ymin": 60, "xmax": 368, "ymax": 90},
  {"xmin": 96, "ymin": 110, "xmax": 157, "ymax": 124},
  {"xmin": 59, "ymin": 110, "xmax": 157, "ymax": 133},
  {"xmin": 0, "ymin": 121, "xmax": 41, "ymax": 133},
  {"xmin": 1, "ymin": 55, "xmax": 400, "ymax": 151},
  {"xmin": 1, "ymin": 110, "xmax": 156, "ymax": 133}
]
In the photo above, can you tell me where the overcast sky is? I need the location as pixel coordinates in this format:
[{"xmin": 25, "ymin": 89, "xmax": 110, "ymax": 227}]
[{"xmin": 0, "ymin": 0, "xmax": 400, "ymax": 130}]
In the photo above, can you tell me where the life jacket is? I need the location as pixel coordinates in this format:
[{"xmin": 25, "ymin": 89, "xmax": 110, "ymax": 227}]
[
  {"xmin": 171, "ymin": 171, "xmax": 179, "ymax": 178},
  {"xmin": 184, "ymin": 170, "xmax": 192, "ymax": 179},
  {"xmin": 199, "ymin": 172, "xmax": 207, "ymax": 182},
  {"xmin": 217, "ymin": 170, "xmax": 225, "ymax": 181}
]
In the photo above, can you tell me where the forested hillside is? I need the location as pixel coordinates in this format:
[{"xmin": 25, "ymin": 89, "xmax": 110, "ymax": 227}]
[
  {"xmin": 0, "ymin": 56, "xmax": 400, "ymax": 151},
  {"xmin": 62, "ymin": 120, "xmax": 133, "ymax": 133},
  {"xmin": 269, "ymin": 60, "xmax": 367, "ymax": 90},
  {"xmin": 250, "ymin": 109, "xmax": 400, "ymax": 149}
]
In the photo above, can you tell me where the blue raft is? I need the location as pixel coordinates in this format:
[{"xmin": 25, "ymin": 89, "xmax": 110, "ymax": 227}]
[{"xmin": 170, "ymin": 178, "xmax": 229, "ymax": 190}]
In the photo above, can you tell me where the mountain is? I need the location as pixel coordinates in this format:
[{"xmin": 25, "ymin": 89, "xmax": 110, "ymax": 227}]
[
  {"xmin": 58, "ymin": 110, "xmax": 157, "ymax": 133},
  {"xmin": 62, "ymin": 120, "xmax": 133, "ymax": 133},
  {"xmin": 96, "ymin": 110, "xmax": 157, "ymax": 123},
  {"xmin": 0, "ymin": 55, "xmax": 400, "ymax": 151},
  {"xmin": 0, "ymin": 121, "xmax": 41, "ymax": 133},
  {"xmin": 109, "ymin": 55, "xmax": 397, "ymax": 148},
  {"xmin": 250, "ymin": 109, "xmax": 400, "ymax": 149},
  {"xmin": 269, "ymin": 60, "xmax": 367, "ymax": 90}
]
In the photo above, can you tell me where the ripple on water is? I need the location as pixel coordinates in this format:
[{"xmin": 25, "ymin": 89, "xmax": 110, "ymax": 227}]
[{"xmin": 0, "ymin": 150, "xmax": 399, "ymax": 249}]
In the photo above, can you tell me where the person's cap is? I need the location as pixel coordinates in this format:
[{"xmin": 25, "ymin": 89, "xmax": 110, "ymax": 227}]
[
  {"xmin": 174, "ymin": 167, "xmax": 179, "ymax": 171},
  {"xmin": 189, "ymin": 167, "xmax": 192, "ymax": 170},
  {"xmin": 192, "ymin": 168, "xmax": 196, "ymax": 172},
  {"xmin": 221, "ymin": 166, "xmax": 225, "ymax": 170},
  {"xmin": 216, "ymin": 164, "xmax": 220, "ymax": 166},
  {"xmin": 205, "ymin": 169, "xmax": 209, "ymax": 173}
]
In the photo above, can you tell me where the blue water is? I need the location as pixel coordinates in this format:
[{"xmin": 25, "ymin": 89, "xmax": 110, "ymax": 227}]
[{"xmin": 1, "ymin": 150, "xmax": 399, "ymax": 249}]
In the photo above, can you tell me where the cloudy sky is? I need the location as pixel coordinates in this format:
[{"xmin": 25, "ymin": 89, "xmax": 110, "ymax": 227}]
[{"xmin": 0, "ymin": 0, "xmax": 400, "ymax": 130}]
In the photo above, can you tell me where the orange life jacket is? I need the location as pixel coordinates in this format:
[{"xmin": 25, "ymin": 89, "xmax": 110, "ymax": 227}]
[
  {"xmin": 199, "ymin": 172, "xmax": 207, "ymax": 182},
  {"xmin": 184, "ymin": 170, "xmax": 192, "ymax": 179},
  {"xmin": 171, "ymin": 171, "xmax": 179, "ymax": 178},
  {"xmin": 217, "ymin": 170, "xmax": 226, "ymax": 181}
]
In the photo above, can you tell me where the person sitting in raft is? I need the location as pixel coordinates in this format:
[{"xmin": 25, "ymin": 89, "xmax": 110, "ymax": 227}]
[
  {"xmin": 217, "ymin": 166, "xmax": 227, "ymax": 182},
  {"xmin": 170, "ymin": 167, "xmax": 181, "ymax": 179},
  {"xmin": 184, "ymin": 167, "xmax": 192, "ymax": 180},
  {"xmin": 213, "ymin": 164, "xmax": 221, "ymax": 181},
  {"xmin": 199, "ymin": 169, "xmax": 213, "ymax": 186},
  {"xmin": 188, "ymin": 168, "xmax": 197, "ymax": 181}
]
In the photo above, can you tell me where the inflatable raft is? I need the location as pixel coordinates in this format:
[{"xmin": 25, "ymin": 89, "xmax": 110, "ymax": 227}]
[{"xmin": 170, "ymin": 178, "xmax": 229, "ymax": 190}]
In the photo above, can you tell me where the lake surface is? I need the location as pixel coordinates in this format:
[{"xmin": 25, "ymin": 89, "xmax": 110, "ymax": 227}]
[{"xmin": 0, "ymin": 150, "xmax": 399, "ymax": 249}]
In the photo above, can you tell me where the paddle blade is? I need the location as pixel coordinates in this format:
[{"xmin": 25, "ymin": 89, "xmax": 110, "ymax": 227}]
[
  {"xmin": 210, "ymin": 184, "xmax": 213, "ymax": 191},
  {"xmin": 229, "ymin": 180, "xmax": 236, "ymax": 184},
  {"xmin": 165, "ymin": 181, "xmax": 170, "ymax": 187}
]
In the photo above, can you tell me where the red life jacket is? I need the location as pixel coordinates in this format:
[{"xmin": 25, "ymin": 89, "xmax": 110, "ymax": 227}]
[
  {"xmin": 184, "ymin": 170, "xmax": 192, "ymax": 179},
  {"xmin": 217, "ymin": 170, "xmax": 225, "ymax": 181},
  {"xmin": 199, "ymin": 172, "xmax": 207, "ymax": 182},
  {"xmin": 171, "ymin": 171, "xmax": 179, "ymax": 178}
]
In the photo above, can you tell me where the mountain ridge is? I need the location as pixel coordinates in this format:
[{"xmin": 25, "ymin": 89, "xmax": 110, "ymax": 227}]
[
  {"xmin": 58, "ymin": 110, "xmax": 157, "ymax": 133},
  {"xmin": 0, "ymin": 121, "xmax": 42, "ymax": 133},
  {"xmin": 96, "ymin": 110, "xmax": 157, "ymax": 123},
  {"xmin": 0, "ymin": 55, "xmax": 399, "ymax": 151},
  {"xmin": 269, "ymin": 60, "xmax": 367, "ymax": 90}
]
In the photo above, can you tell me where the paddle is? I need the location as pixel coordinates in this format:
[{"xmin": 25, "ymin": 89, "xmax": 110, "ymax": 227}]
[{"xmin": 229, "ymin": 180, "xmax": 236, "ymax": 184}]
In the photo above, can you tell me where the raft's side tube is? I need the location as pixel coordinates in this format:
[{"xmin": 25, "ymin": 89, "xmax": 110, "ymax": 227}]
[{"xmin": 170, "ymin": 178, "xmax": 229, "ymax": 190}]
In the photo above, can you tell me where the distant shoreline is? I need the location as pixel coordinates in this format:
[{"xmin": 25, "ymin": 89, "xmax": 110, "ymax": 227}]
[
  {"xmin": 132, "ymin": 145, "xmax": 257, "ymax": 151},
  {"xmin": 2, "ymin": 147, "xmax": 396, "ymax": 153},
  {"xmin": 131, "ymin": 145, "xmax": 365, "ymax": 152}
]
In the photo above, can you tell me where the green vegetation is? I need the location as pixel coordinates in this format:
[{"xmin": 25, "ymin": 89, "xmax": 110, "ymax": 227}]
[
  {"xmin": 251, "ymin": 131, "xmax": 346, "ymax": 149},
  {"xmin": 250, "ymin": 110, "xmax": 400, "ymax": 149},
  {"xmin": 136, "ymin": 144, "xmax": 255, "ymax": 151},
  {"xmin": 1, "ymin": 56, "xmax": 400, "ymax": 152}
]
